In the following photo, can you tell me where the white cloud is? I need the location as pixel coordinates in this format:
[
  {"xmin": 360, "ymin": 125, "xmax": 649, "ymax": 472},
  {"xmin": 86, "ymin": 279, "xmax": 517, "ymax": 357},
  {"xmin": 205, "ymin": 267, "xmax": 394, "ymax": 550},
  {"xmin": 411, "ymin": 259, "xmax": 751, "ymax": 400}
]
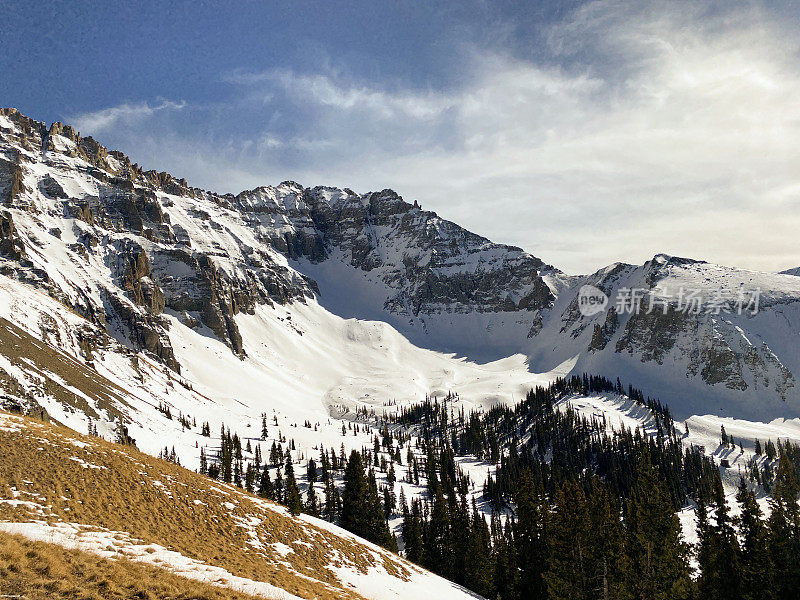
[
  {"xmin": 71, "ymin": 100, "xmax": 186, "ymax": 135},
  {"xmin": 67, "ymin": 1, "xmax": 800, "ymax": 274}
]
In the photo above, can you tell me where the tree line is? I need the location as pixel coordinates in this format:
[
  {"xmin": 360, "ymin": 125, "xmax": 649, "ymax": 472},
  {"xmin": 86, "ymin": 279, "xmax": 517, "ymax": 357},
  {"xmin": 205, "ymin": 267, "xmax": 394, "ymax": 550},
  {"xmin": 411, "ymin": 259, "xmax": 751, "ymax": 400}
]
[{"xmin": 190, "ymin": 375, "xmax": 800, "ymax": 599}]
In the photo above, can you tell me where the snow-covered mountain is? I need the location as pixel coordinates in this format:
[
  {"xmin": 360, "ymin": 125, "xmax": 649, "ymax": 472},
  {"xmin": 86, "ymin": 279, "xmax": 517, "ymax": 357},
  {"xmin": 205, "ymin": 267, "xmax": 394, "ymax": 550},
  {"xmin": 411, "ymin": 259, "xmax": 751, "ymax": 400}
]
[
  {"xmin": 527, "ymin": 256, "xmax": 800, "ymax": 420},
  {"xmin": 1, "ymin": 104, "xmax": 800, "ymax": 435}
]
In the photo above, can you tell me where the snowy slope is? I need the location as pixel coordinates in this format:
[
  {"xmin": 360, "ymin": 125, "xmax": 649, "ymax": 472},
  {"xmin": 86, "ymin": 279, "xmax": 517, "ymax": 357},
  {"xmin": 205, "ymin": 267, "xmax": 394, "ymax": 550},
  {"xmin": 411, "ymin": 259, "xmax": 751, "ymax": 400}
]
[{"xmin": 0, "ymin": 272, "xmax": 569, "ymax": 472}]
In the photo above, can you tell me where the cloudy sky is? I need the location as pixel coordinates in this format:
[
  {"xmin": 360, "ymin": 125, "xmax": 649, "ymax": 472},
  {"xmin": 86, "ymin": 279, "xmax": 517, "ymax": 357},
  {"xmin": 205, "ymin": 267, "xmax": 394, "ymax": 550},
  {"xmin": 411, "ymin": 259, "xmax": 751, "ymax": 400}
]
[{"xmin": 3, "ymin": 0, "xmax": 800, "ymax": 274}]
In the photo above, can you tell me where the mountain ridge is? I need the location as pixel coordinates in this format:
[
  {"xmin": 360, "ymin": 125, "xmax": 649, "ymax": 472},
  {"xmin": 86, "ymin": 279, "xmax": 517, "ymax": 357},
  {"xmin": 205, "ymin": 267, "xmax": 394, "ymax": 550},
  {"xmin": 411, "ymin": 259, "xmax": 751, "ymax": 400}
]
[{"xmin": 1, "ymin": 106, "xmax": 800, "ymax": 424}]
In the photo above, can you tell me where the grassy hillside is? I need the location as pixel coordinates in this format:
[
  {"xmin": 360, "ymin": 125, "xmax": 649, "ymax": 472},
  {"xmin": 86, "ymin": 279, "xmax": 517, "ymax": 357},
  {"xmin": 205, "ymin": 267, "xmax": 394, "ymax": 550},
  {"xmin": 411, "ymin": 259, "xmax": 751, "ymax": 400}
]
[
  {"xmin": 0, "ymin": 410, "xmax": 475, "ymax": 600},
  {"xmin": 0, "ymin": 529, "xmax": 266, "ymax": 600}
]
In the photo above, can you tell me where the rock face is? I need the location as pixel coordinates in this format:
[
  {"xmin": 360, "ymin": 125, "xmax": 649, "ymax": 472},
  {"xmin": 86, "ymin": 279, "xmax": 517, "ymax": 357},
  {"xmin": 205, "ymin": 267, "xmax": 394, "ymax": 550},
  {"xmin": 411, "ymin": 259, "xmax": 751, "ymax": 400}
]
[
  {"xmin": 236, "ymin": 184, "xmax": 557, "ymax": 355},
  {"xmin": 117, "ymin": 242, "xmax": 165, "ymax": 315},
  {"xmin": 0, "ymin": 107, "xmax": 316, "ymax": 367},
  {"xmin": 588, "ymin": 307, "xmax": 618, "ymax": 352},
  {"xmin": 237, "ymin": 185, "xmax": 555, "ymax": 314},
  {"xmin": 0, "ymin": 211, "xmax": 24, "ymax": 260}
]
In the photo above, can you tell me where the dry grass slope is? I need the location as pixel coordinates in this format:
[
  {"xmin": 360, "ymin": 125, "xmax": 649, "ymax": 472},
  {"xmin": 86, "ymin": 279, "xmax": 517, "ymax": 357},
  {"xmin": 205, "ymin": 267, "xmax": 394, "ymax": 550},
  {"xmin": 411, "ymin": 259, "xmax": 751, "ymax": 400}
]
[
  {"xmin": 0, "ymin": 529, "xmax": 267, "ymax": 600},
  {"xmin": 0, "ymin": 316, "xmax": 131, "ymax": 420},
  {"xmin": 0, "ymin": 411, "xmax": 412, "ymax": 600}
]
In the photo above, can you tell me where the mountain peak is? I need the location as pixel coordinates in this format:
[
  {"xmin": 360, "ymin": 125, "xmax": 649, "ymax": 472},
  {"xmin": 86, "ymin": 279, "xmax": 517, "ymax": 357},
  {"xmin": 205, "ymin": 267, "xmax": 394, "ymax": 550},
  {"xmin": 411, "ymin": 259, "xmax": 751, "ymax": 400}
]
[{"xmin": 650, "ymin": 253, "xmax": 706, "ymax": 267}]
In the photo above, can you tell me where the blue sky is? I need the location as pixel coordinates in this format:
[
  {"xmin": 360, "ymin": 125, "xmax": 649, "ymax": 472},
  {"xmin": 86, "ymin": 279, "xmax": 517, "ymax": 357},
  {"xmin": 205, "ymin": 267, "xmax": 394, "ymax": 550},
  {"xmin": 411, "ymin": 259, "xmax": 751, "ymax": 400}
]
[{"xmin": 2, "ymin": 0, "xmax": 800, "ymax": 274}]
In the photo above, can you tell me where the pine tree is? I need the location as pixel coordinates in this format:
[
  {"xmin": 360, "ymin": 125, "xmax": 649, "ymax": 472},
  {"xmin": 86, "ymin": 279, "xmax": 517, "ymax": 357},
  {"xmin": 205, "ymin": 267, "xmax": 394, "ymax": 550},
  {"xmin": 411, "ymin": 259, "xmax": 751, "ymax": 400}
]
[
  {"xmin": 586, "ymin": 477, "xmax": 630, "ymax": 600},
  {"xmin": 402, "ymin": 498, "xmax": 424, "ymax": 564},
  {"xmin": 244, "ymin": 462, "xmax": 255, "ymax": 493},
  {"xmin": 258, "ymin": 464, "xmax": 274, "ymax": 500},
  {"xmin": 696, "ymin": 494, "xmax": 715, "ymax": 598},
  {"xmin": 387, "ymin": 462, "xmax": 396, "ymax": 485},
  {"xmin": 269, "ymin": 441, "xmax": 278, "ymax": 466},
  {"xmin": 449, "ymin": 493, "xmax": 471, "ymax": 586},
  {"xmin": 284, "ymin": 457, "xmax": 302, "ymax": 515},
  {"xmin": 493, "ymin": 518, "xmax": 519, "ymax": 600},
  {"xmin": 341, "ymin": 450, "xmax": 394, "ymax": 550},
  {"xmin": 735, "ymin": 478, "xmax": 772, "ymax": 600},
  {"xmin": 341, "ymin": 450, "xmax": 370, "ymax": 537},
  {"xmin": 463, "ymin": 501, "xmax": 493, "ymax": 598},
  {"xmin": 545, "ymin": 480, "xmax": 590, "ymax": 600},
  {"xmin": 515, "ymin": 468, "xmax": 549, "ymax": 600},
  {"xmin": 199, "ymin": 447, "xmax": 207, "ymax": 475},
  {"xmin": 697, "ymin": 475, "xmax": 742, "ymax": 600},
  {"xmin": 767, "ymin": 452, "xmax": 800, "ymax": 600},
  {"xmin": 306, "ymin": 481, "xmax": 320, "ymax": 517},
  {"xmin": 274, "ymin": 465, "xmax": 284, "ymax": 504},
  {"xmin": 382, "ymin": 486, "xmax": 395, "ymax": 519},
  {"xmin": 324, "ymin": 479, "xmax": 339, "ymax": 521},
  {"xmin": 368, "ymin": 468, "xmax": 397, "ymax": 551},
  {"xmin": 307, "ymin": 458, "xmax": 317, "ymax": 485},
  {"xmin": 626, "ymin": 455, "xmax": 691, "ymax": 600},
  {"xmin": 424, "ymin": 487, "xmax": 452, "ymax": 577}
]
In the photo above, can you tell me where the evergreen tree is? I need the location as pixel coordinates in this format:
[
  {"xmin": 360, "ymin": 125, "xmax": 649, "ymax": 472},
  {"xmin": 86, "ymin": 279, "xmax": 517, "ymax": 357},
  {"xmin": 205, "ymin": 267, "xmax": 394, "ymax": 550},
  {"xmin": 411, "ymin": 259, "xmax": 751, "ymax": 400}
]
[
  {"xmin": 199, "ymin": 447, "xmax": 207, "ymax": 475},
  {"xmin": 258, "ymin": 463, "xmax": 274, "ymax": 500},
  {"xmin": 626, "ymin": 456, "xmax": 691, "ymax": 600},
  {"xmin": 324, "ymin": 478, "xmax": 339, "ymax": 521},
  {"xmin": 387, "ymin": 462, "xmax": 396, "ymax": 485},
  {"xmin": 382, "ymin": 486, "xmax": 396, "ymax": 519},
  {"xmin": 424, "ymin": 487, "xmax": 452, "ymax": 577},
  {"xmin": 493, "ymin": 518, "xmax": 519, "ymax": 600},
  {"xmin": 284, "ymin": 457, "xmax": 302, "ymax": 515},
  {"xmin": 341, "ymin": 451, "xmax": 370, "ymax": 536},
  {"xmin": 515, "ymin": 468, "xmax": 548, "ymax": 600},
  {"xmin": 697, "ymin": 475, "xmax": 742, "ymax": 600},
  {"xmin": 767, "ymin": 452, "xmax": 800, "ymax": 600},
  {"xmin": 244, "ymin": 462, "xmax": 255, "ymax": 493},
  {"xmin": 586, "ymin": 477, "xmax": 630, "ymax": 600},
  {"xmin": 735, "ymin": 478, "xmax": 772, "ymax": 600},
  {"xmin": 306, "ymin": 481, "xmax": 320, "ymax": 517},
  {"xmin": 274, "ymin": 465, "xmax": 284, "ymax": 504},
  {"xmin": 402, "ymin": 498, "xmax": 424, "ymax": 564},
  {"xmin": 545, "ymin": 480, "xmax": 591, "ymax": 600},
  {"xmin": 463, "ymin": 502, "xmax": 493, "ymax": 598},
  {"xmin": 341, "ymin": 450, "xmax": 395, "ymax": 550},
  {"xmin": 307, "ymin": 458, "xmax": 318, "ymax": 485}
]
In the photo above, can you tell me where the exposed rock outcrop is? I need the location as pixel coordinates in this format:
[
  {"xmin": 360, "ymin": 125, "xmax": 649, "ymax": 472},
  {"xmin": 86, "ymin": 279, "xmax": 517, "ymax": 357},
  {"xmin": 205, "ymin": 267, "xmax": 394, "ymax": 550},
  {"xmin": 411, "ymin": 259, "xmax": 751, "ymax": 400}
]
[
  {"xmin": 589, "ymin": 307, "xmax": 618, "ymax": 352},
  {"xmin": 0, "ymin": 211, "xmax": 24, "ymax": 260}
]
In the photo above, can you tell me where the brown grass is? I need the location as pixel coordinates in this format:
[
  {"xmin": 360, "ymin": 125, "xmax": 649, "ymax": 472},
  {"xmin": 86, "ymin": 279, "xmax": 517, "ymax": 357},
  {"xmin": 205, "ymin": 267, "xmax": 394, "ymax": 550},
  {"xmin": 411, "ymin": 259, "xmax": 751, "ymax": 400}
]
[
  {"xmin": 0, "ymin": 411, "xmax": 411, "ymax": 600},
  {"xmin": 0, "ymin": 529, "xmax": 267, "ymax": 600},
  {"xmin": 0, "ymin": 317, "xmax": 131, "ymax": 420}
]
